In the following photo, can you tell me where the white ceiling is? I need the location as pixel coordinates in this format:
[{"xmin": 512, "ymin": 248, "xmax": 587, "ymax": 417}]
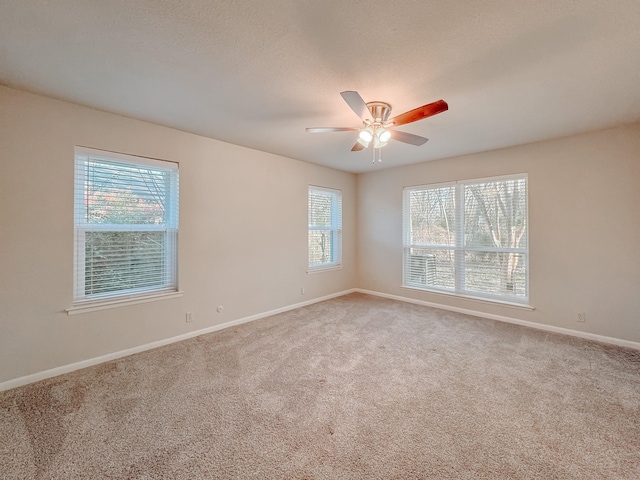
[{"xmin": 1, "ymin": 1, "xmax": 639, "ymax": 173}]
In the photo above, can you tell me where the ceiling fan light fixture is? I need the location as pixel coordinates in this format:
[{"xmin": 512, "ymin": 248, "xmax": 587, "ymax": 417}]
[{"xmin": 373, "ymin": 136, "xmax": 388, "ymax": 149}]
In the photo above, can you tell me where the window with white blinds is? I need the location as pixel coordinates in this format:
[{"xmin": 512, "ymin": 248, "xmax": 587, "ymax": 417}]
[
  {"xmin": 308, "ymin": 186, "xmax": 342, "ymax": 270},
  {"xmin": 73, "ymin": 147, "xmax": 179, "ymax": 304},
  {"xmin": 403, "ymin": 174, "xmax": 528, "ymax": 304}
]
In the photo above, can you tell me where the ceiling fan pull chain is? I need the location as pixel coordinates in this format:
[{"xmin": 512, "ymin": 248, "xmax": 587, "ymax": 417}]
[{"xmin": 373, "ymin": 147, "xmax": 382, "ymax": 163}]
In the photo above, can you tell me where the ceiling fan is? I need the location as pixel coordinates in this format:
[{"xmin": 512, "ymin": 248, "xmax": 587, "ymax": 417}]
[{"xmin": 307, "ymin": 91, "xmax": 448, "ymax": 162}]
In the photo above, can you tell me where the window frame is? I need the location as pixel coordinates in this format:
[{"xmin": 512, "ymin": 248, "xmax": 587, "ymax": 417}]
[
  {"xmin": 71, "ymin": 147, "xmax": 179, "ymax": 310},
  {"xmin": 402, "ymin": 174, "xmax": 529, "ymax": 306},
  {"xmin": 308, "ymin": 185, "xmax": 343, "ymax": 272}
]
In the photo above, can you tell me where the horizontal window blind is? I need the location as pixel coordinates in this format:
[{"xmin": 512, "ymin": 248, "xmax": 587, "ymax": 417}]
[
  {"xmin": 308, "ymin": 186, "xmax": 342, "ymax": 269},
  {"xmin": 74, "ymin": 148, "xmax": 179, "ymax": 303},
  {"xmin": 403, "ymin": 175, "xmax": 528, "ymax": 303}
]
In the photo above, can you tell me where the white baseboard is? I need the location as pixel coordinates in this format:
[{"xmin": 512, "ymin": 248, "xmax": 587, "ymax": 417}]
[
  {"xmin": 0, "ymin": 289, "xmax": 357, "ymax": 392},
  {"xmin": 3, "ymin": 287, "xmax": 637, "ymax": 392},
  {"xmin": 356, "ymin": 288, "xmax": 640, "ymax": 351}
]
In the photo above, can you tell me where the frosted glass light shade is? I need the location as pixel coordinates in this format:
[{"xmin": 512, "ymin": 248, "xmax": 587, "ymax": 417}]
[
  {"xmin": 359, "ymin": 128, "xmax": 373, "ymax": 142},
  {"xmin": 377, "ymin": 128, "xmax": 391, "ymax": 143}
]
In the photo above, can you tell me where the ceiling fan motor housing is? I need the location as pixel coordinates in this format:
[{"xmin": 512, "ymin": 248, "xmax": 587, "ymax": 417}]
[{"xmin": 366, "ymin": 102, "xmax": 392, "ymax": 124}]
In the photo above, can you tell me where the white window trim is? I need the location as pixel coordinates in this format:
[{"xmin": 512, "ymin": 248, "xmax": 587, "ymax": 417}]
[
  {"xmin": 306, "ymin": 264, "xmax": 343, "ymax": 274},
  {"xmin": 72, "ymin": 147, "xmax": 179, "ymax": 310},
  {"xmin": 66, "ymin": 290, "xmax": 184, "ymax": 315},
  {"xmin": 403, "ymin": 173, "xmax": 529, "ymax": 305},
  {"xmin": 399, "ymin": 286, "xmax": 534, "ymax": 310},
  {"xmin": 308, "ymin": 185, "xmax": 343, "ymax": 272}
]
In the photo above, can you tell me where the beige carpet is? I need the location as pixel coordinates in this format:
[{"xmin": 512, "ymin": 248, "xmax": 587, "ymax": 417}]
[{"xmin": 1, "ymin": 293, "xmax": 639, "ymax": 479}]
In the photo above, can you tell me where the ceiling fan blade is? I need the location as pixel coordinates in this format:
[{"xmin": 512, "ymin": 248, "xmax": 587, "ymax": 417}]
[
  {"xmin": 390, "ymin": 130, "xmax": 429, "ymax": 146},
  {"xmin": 387, "ymin": 99, "xmax": 448, "ymax": 127},
  {"xmin": 340, "ymin": 91, "xmax": 371, "ymax": 121},
  {"xmin": 306, "ymin": 127, "xmax": 360, "ymax": 133},
  {"xmin": 351, "ymin": 141, "xmax": 366, "ymax": 152}
]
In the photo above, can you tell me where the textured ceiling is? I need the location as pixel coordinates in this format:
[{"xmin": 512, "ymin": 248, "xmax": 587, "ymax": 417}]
[{"xmin": 1, "ymin": 1, "xmax": 639, "ymax": 173}]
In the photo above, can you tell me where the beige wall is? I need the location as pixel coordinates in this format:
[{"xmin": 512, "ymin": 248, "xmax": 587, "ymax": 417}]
[
  {"xmin": 0, "ymin": 86, "xmax": 357, "ymax": 384},
  {"xmin": 357, "ymin": 123, "xmax": 640, "ymax": 342}
]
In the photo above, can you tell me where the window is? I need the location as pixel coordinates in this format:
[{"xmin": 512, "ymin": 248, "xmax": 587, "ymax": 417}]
[
  {"xmin": 403, "ymin": 174, "xmax": 528, "ymax": 304},
  {"xmin": 308, "ymin": 186, "xmax": 342, "ymax": 271},
  {"xmin": 73, "ymin": 147, "xmax": 179, "ymax": 304}
]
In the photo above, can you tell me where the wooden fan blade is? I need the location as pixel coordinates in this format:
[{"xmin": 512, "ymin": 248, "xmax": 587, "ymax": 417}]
[
  {"xmin": 387, "ymin": 100, "xmax": 448, "ymax": 127},
  {"xmin": 306, "ymin": 127, "xmax": 360, "ymax": 133},
  {"xmin": 351, "ymin": 141, "xmax": 366, "ymax": 151},
  {"xmin": 340, "ymin": 91, "xmax": 370, "ymax": 121},
  {"xmin": 390, "ymin": 130, "xmax": 429, "ymax": 146}
]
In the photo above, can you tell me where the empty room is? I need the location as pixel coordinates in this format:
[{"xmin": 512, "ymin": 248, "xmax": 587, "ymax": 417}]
[{"xmin": 1, "ymin": 1, "xmax": 639, "ymax": 478}]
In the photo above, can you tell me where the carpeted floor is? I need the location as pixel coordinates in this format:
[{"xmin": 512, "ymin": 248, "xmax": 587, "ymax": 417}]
[{"xmin": 1, "ymin": 293, "xmax": 639, "ymax": 479}]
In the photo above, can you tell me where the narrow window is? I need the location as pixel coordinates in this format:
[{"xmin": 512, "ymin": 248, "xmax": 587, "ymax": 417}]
[
  {"xmin": 308, "ymin": 186, "xmax": 342, "ymax": 271},
  {"xmin": 403, "ymin": 174, "xmax": 528, "ymax": 304},
  {"xmin": 73, "ymin": 147, "xmax": 179, "ymax": 304}
]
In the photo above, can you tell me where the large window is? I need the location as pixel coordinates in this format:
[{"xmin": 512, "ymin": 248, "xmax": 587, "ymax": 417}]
[
  {"xmin": 73, "ymin": 147, "xmax": 179, "ymax": 304},
  {"xmin": 403, "ymin": 174, "xmax": 528, "ymax": 304},
  {"xmin": 308, "ymin": 186, "xmax": 342, "ymax": 271}
]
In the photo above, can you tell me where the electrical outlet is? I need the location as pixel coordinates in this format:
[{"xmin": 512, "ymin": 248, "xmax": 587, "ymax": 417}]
[
  {"xmin": 577, "ymin": 313, "xmax": 586, "ymax": 323},
  {"xmin": 301, "ymin": 287, "xmax": 305, "ymax": 295},
  {"xmin": 186, "ymin": 312, "xmax": 193, "ymax": 323}
]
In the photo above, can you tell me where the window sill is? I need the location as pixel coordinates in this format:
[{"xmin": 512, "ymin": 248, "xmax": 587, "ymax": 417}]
[
  {"xmin": 400, "ymin": 286, "xmax": 534, "ymax": 311},
  {"xmin": 307, "ymin": 264, "xmax": 343, "ymax": 274},
  {"xmin": 67, "ymin": 290, "xmax": 184, "ymax": 315}
]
